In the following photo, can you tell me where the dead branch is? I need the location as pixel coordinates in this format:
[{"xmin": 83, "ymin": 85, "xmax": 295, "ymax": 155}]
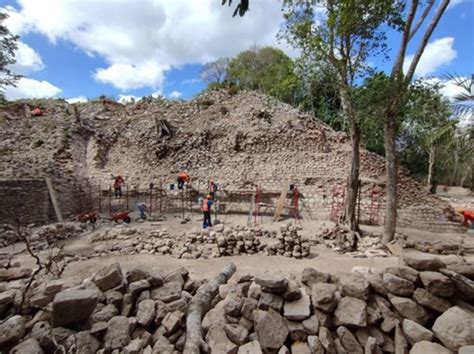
[{"xmin": 183, "ymin": 262, "xmax": 237, "ymax": 354}]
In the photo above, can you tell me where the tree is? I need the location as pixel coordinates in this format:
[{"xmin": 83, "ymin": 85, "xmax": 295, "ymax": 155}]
[
  {"xmin": 282, "ymin": 0, "xmax": 401, "ymax": 232},
  {"xmin": 222, "ymin": 0, "xmax": 250, "ymax": 17},
  {"xmin": 397, "ymin": 81, "xmax": 454, "ymax": 188},
  {"xmin": 354, "ymin": 73, "xmax": 455, "ymax": 186},
  {"xmin": 382, "ymin": 0, "xmax": 450, "ymax": 243},
  {"xmin": 226, "ymin": 46, "xmax": 299, "ymax": 104},
  {"xmin": 293, "ymin": 56, "xmax": 342, "ymax": 128},
  {"xmin": 445, "ymin": 73, "xmax": 474, "ymax": 116},
  {"xmin": 0, "ymin": 12, "xmax": 21, "ymax": 98},
  {"xmin": 199, "ymin": 58, "xmax": 230, "ymax": 84}
]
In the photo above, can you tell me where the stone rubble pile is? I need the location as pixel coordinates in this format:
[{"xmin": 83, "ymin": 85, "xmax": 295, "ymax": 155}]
[
  {"xmin": 314, "ymin": 225, "xmax": 391, "ymax": 258},
  {"xmin": 0, "ymin": 253, "xmax": 473, "ymax": 353},
  {"xmin": 404, "ymin": 238, "xmax": 474, "ymax": 256},
  {"xmin": 211, "ymin": 225, "xmax": 266, "ymax": 257},
  {"xmin": 0, "ymin": 224, "xmax": 20, "ymax": 248},
  {"xmin": 0, "ymin": 262, "xmax": 205, "ymax": 353},
  {"xmin": 266, "ymin": 223, "xmax": 310, "ymax": 258},
  {"xmin": 30, "ymin": 222, "xmax": 85, "ymax": 250},
  {"xmin": 90, "ymin": 226, "xmax": 194, "ymax": 259},
  {"xmin": 0, "ymin": 222, "xmax": 84, "ymax": 250}
]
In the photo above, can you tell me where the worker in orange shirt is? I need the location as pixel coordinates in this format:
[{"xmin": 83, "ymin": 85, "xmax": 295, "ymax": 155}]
[
  {"xmin": 461, "ymin": 209, "xmax": 474, "ymax": 228},
  {"xmin": 201, "ymin": 194, "xmax": 213, "ymax": 228},
  {"xmin": 177, "ymin": 171, "xmax": 190, "ymax": 190}
]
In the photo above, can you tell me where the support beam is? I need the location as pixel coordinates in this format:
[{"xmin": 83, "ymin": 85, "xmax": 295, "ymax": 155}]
[{"xmin": 44, "ymin": 177, "xmax": 63, "ymax": 223}]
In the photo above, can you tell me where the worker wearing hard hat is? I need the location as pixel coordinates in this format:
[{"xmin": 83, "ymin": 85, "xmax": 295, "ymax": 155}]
[
  {"xmin": 177, "ymin": 171, "xmax": 190, "ymax": 190},
  {"xmin": 201, "ymin": 194, "xmax": 213, "ymax": 228},
  {"xmin": 209, "ymin": 178, "xmax": 218, "ymax": 199},
  {"xmin": 114, "ymin": 175, "xmax": 125, "ymax": 198}
]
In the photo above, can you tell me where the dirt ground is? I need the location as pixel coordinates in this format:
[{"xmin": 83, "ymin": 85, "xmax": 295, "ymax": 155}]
[{"xmin": 5, "ymin": 210, "xmax": 473, "ymax": 281}]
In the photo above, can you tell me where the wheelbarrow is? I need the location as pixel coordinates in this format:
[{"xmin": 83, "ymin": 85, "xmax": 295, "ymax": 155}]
[
  {"xmin": 111, "ymin": 210, "xmax": 131, "ymax": 224},
  {"xmin": 77, "ymin": 211, "xmax": 97, "ymax": 224}
]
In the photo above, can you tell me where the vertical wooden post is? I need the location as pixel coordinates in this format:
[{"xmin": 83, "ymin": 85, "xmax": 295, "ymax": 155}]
[
  {"xmin": 126, "ymin": 187, "xmax": 129, "ymax": 211},
  {"xmin": 160, "ymin": 185, "xmax": 163, "ymax": 214},
  {"xmin": 89, "ymin": 183, "xmax": 92, "ymax": 210},
  {"xmin": 181, "ymin": 187, "xmax": 185, "ymax": 219},
  {"xmin": 149, "ymin": 185, "xmax": 153, "ymax": 216},
  {"xmin": 98, "ymin": 182, "xmax": 102, "ymax": 214}
]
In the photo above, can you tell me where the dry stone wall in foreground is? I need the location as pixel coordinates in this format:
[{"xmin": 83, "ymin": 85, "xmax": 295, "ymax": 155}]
[{"xmin": 0, "ymin": 252, "xmax": 473, "ymax": 353}]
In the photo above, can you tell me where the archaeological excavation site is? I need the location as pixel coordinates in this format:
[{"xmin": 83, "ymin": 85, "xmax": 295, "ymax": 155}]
[{"xmin": 0, "ymin": 90, "xmax": 473, "ymax": 354}]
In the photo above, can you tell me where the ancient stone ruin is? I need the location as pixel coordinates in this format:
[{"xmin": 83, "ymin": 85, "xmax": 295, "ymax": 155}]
[
  {"xmin": 0, "ymin": 91, "xmax": 464, "ymax": 233},
  {"xmin": 0, "ymin": 252, "xmax": 473, "ymax": 353}
]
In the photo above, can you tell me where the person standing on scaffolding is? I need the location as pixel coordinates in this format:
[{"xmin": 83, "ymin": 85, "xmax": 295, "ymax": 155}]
[
  {"xmin": 209, "ymin": 178, "xmax": 218, "ymax": 199},
  {"xmin": 201, "ymin": 194, "xmax": 213, "ymax": 228},
  {"xmin": 114, "ymin": 175, "xmax": 125, "ymax": 198},
  {"xmin": 177, "ymin": 170, "xmax": 190, "ymax": 190}
]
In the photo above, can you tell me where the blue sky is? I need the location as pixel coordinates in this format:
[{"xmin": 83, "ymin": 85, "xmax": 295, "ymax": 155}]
[{"xmin": 1, "ymin": 0, "xmax": 473, "ymax": 102}]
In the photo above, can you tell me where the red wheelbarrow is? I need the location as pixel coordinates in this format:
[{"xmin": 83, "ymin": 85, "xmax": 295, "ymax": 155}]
[
  {"xmin": 111, "ymin": 211, "xmax": 132, "ymax": 224},
  {"xmin": 77, "ymin": 211, "xmax": 97, "ymax": 224}
]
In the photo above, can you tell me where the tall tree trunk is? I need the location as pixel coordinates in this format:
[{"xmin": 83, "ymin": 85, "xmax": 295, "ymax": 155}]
[
  {"xmin": 339, "ymin": 84, "xmax": 360, "ymax": 232},
  {"xmin": 427, "ymin": 145, "xmax": 435, "ymax": 190},
  {"xmin": 383, "ymin": 117, "xmax": 398, "ymax": 243},
  {"xmin": 451, "ymin": 146, "xmax": 459, "ymax": 185}
]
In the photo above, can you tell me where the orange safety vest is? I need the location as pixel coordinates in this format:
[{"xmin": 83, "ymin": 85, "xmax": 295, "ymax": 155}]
[
  {"xmin": 201, "ymin": 198, "xmax": 209, "ymax": 212},
  {"xmin": 178, "ymin": 172, "xmax": 189, "ymax": 181},
  {"xmin": 464, "ymin": 211, "xmax": 474, "ymax": 222}
]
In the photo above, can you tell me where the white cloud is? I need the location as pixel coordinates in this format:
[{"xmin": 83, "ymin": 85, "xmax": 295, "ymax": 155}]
[
  {"xmin": 4, "ymin": 77, "xmax": 62, "ymax": 100},
  {"xmin": 2, "ymin": 1, "xmax": 287, "ymax": 92},
  {"xmin": 423, "ymin": 76, "xmax": 468, "ymax": 102},
  {"xmin": 448, "ymin": 0, "xmax": 465, "ymax": 9},
  {"xmin": 117, "ymin": 95, "xmax": 141, "ymax": 104},
  {"xmin": 66, "ymin": 96, "xmax": 88, "ymax": 103},
  {"xmin": 182, "ymin": 78, "xmax": 200, "ymax": 85},
  {"xmin": 169, "ymin": 90, "xmax": 182, "ymax": 99},
  {"xmin": 151, "ymin": 90, "xmax": 163, "ymax": 98},
  {"xmin": 439, "ymin": 78, "xmax": 467, "ymax": 102},
  {"xmin": 404, "ymin": 37, "xmax": 457, "ymax": 77},
  {"xmin": 94, "ymin": 62, "xmax": 169, "ymax": 91},
  {"xmin": 10, "ymin": 41, "xmax": 44, "ymax": 74}
]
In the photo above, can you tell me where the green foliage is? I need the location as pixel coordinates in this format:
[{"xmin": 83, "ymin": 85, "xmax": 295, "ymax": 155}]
[
  {"xmin": 444, "ymin": 74, "xmax": 474, "ymax": 116},
  {"xmin": 226, "ymin": 46, "xmax": 299, "ymax": 104},
  {"xmin": 293, "ymin": 57, "xmax": 342, "ymax": 130},
  {"xmin": 0, "ymin": 12, "xmax": 21, "ymax": 98},
  {"xmin": 282, "ymin": 0, "xmax": 402, "ymax": 87},
  {"xmin": 222, "ymin": 0, "xmax": 249, "ymax": 17},
  {"xmin": 199, "ymin": 99, "xmax": 215, "ymax": 109},
  {"xmin": 354, "ymin": 72, "xmax": 463, "ymax": 183}
]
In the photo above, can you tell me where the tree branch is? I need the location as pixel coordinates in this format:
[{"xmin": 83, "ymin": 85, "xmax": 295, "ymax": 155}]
[
  {"xmin": 391, "ymin": 0, "xmax": 419, "ymax": 79},
  {"xmin": 409, "ymin": 0, "xmax": 435, "ymax": 41},
  {"xmin": 405, "ymin": 0, "xmax": 450, "ymax": 82},
  {"xmin": 183, "ymin": 262, "xmax": 236, "ymax": 354}
]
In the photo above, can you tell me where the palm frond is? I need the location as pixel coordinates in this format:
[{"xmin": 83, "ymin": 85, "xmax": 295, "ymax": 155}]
[{"xmin": 444, "ymin": 73, "xmax": 474, "ymax": 115}]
